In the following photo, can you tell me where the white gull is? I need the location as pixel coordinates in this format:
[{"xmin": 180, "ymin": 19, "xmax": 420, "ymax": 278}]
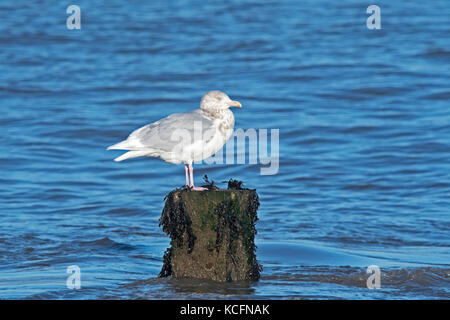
[{"xmin": 107, "ymin": 90, "xmax": 242, "ymax": 190}]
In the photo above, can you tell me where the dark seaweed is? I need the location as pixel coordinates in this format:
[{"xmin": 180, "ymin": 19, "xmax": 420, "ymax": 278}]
[
  {"xmin": 245, "ymin": 191, "xmax": 263, "ymax": 279},
  {"xmin": 214, "ymin": 200, "xmax": 234, "ymax": 252},
  {"xmin": 227, "ymin": 178, "xmax": 246, "ymax": 190},
  {"xmin": 163, "ymin": 185, "xmax": 189, "ymax": 200},
  {"xmin": 201, "ymin": 175, "xmax": 219, "ymax": 190},
  {"xmin": 214, "ymin": 192, "xmax": 262, "ymax": 280},
  {"xmin": 159, "ymin": 191, "xmax": 197, "ymax": 254},
  {"xmin": 158, "ymin": 247, "xmax": 173, "ymax": 277}
]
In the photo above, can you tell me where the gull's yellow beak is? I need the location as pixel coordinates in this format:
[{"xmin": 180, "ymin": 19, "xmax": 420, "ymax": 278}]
[{"xmin": 229, "ymin": 100, "xmax": 242, "ymax": 108}]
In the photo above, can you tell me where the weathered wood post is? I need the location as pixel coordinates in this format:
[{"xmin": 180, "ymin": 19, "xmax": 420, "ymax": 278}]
[{"xmin": 159, "ymin": 180, "xmax": 262, "ymax": 282}]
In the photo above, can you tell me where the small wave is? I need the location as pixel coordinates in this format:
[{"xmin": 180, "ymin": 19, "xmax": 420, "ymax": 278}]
[
  {"xmin": 106, "ymin": 208, "xmax": 143, "ymax": 216},
  {"xmin": 341, "ymin": 125, "xmax": 381, "ymax": 134},
  {"xmin": 349, "ymin": 87, "xmax": 411, "ymax": 97},
  {"xmin": 418, "ymin": 49, "xmax": 450, "ymax": 60},
  {"xmin": 79, "ymin": 237, "xmax": 135, "ymax": 251},
  {"xmin": 341, "ymin": 183, "xmax": 393, "ymax": 191},
  {"xmin": 98, "ymin": 97, "xmax": 187, "ymax": 106},
  {"xmin": 423, "ymin": 91, "xmax": 450, "ymax": 100}
]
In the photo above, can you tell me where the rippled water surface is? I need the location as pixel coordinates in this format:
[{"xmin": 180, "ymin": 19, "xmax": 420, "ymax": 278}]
[{"xmin": 1, "ymin": 1, "xmax": 449, "ymax": 299}]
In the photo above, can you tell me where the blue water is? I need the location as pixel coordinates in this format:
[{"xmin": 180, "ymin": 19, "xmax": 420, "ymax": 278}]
[{"xmin": 1, "ymin": 0, "xmax": 449, "ymax": 299}]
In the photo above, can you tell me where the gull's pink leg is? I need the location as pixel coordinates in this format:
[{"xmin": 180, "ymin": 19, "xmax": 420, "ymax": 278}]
[
  {"xmin": 185, "ymin": 164, "xmax": 189, "ymax": 187},
  {"xmin": 189, "ymin": 164, "xmax": 207, "ymax": 191}
]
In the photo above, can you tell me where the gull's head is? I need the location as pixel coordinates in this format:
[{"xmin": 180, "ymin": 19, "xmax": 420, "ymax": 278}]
[{"xmin": 200, "ymin": 90, "xmax": 242, "ymax": 112}]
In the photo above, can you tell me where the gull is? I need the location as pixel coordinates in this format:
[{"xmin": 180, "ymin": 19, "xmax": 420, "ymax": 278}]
[{"xmin": 107, "ymin": 90, "xmax": 242, "ymax": 190}]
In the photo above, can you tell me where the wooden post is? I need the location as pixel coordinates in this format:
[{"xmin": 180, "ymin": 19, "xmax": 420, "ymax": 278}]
[{"xmin": 159, "ymin": 182, "xmax": 261, "ymax": 282}]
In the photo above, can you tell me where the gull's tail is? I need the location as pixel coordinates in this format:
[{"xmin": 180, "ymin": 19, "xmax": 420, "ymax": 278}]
[
  {"xmin": 113, "ymin": 150, "xmax": 149, "ymax": 162},
  {"xmin": 107, "ymin": 140, "xmax": 130, "ymax": 150},
  {"xmin": 108, "ymin": 139, "xmax": 151, "ymax": 161},
  {"xmin": 107, "ymin": 140, "xmax": 148, "ymax": 161}
]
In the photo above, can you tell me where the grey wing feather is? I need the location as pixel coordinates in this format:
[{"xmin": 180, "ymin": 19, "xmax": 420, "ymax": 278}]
[{"xmin": 129, "ymin": 110, "xmax": 215, "ymax": 152}]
